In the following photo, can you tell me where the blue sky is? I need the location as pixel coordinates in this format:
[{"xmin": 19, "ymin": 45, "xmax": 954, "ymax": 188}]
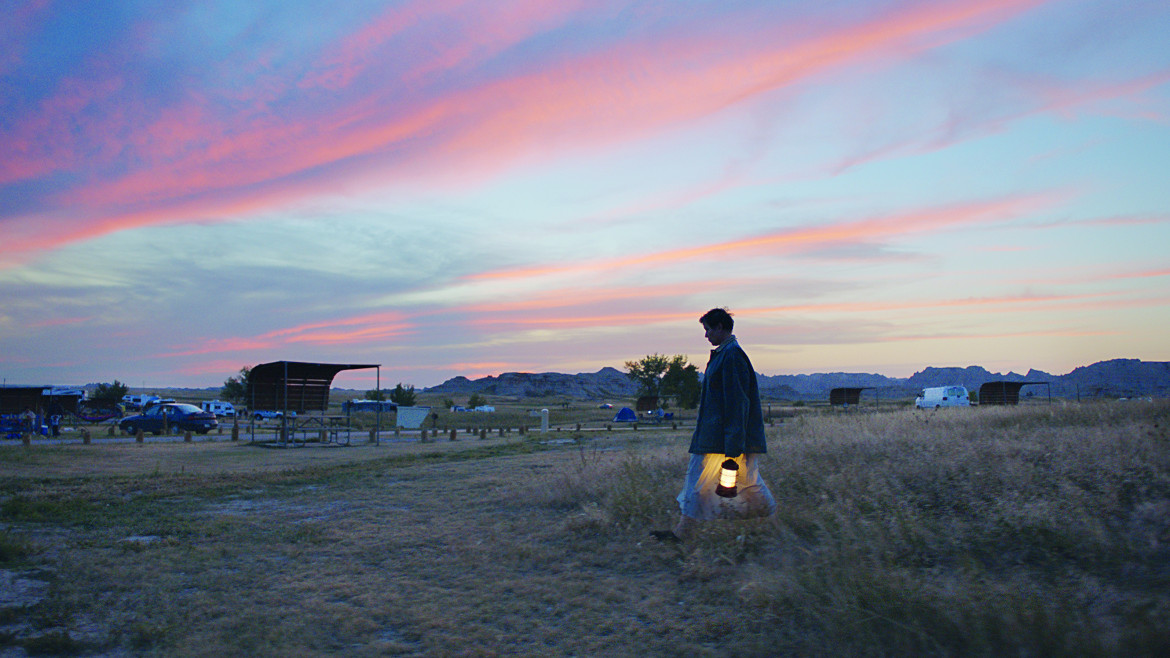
[{"xmin": 1, "ymin": 0, "xmax": 1168, "ymax": 390}]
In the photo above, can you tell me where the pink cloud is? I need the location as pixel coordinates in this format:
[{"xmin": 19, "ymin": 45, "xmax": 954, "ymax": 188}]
[
  {"xmin": 28, "ymin": 315, "xmax": 94, "ymax": 328},
  {"xmin": 37, "ymin": 2, "xmax": 594, "ymax": 212},
  {"xmin": 304, "ymin": 0, "xmax": 592, "ymax": 90},
  {"xmin": 876, "ymin": 328, "xmax": 1118, "ymax": 343},
  {"xmin": 1105, "ymin": 268, "xmax": 1170, "ymax": 281},
  {"xmin": 172, "ymin": 359, "xmax": 254, "ymax": 377},
  {"xmin": 0, "ymin": 73, "xmax": 127, "ymax": 186},
  {"xmin": 2, "ymin": 0, "xmax": 1054, "ymax": 264},
  {"xmin": 438, "ymin": 361, "xmax": 540, "ymax": 380},
  {"xmin": 0, "ymin": 0, "xmax": 52, "ymax": 75},
  {"xmin": 468, "ymin": 310, "xmax": 695, "ymax": 331},
  {"xmin": 829, "ymin": 67, "xmax": 1170, "ymax": 175},
  {"xmin": 422, "ymin": 0, "xmax": 1052, "ymax": 173},
  {"xmin": 1037, "ymin": 213, "xmax": 1170, "ymax": 229},
  {"xmin": 467, "ymin": 192, "xmax": 1059, "ymax": 282},
  {"xmin": 457, "ymin": 280, "xmax": 738, "ymax": 314},
  {"xmin": 164, "ymin": 311, "xmax": 415, "ymax": 357},
  {"xmin": 299, "ymin": 0, "xmax": 476, "ymax": 90},
  {"xmin": 460, "ymin": 291, "xmax": 1117, "ymax": 333}
]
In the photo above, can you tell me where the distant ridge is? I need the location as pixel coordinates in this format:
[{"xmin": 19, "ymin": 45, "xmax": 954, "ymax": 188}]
[
  {"xmin": 425, "ymin": 367, "xmax": 636, "ymax": 398},
  {"xmin": 425, "ymin": 359, "xmax": 1170, "ymax": 401}
]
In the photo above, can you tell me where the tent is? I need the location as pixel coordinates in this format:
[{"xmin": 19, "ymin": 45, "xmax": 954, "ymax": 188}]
[{"xmin": 613, "ymin": 407, "xmax": 637, "ymax": 422}]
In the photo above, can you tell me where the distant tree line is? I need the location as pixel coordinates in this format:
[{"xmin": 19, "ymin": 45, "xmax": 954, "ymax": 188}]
[
  {"xmin": 365, "ymin": 383, "xmax": 417, "ymax": 406},
  {"xmin": 625, "ymin": 354, "xmax": 701, "ymax": 409}
]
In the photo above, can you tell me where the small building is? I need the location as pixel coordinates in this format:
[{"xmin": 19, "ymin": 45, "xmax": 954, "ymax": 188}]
[
  {"xmin": 635, "ymin": 396, "xmax": 659, "ymax": 412},
  {"xmin": 0, "ymin": 386, "xmax": 83, "ymax": 416}
]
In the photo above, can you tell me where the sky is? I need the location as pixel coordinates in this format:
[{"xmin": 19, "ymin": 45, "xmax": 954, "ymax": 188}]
[{"xmin": 2, "ymin": 0, "xmax": 1169, "ymax": 392}]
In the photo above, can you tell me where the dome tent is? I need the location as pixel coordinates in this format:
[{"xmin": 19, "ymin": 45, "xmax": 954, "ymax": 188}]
[{"xmin": 613, "ymin": 407, "xmax": 637, "ymax": 422}]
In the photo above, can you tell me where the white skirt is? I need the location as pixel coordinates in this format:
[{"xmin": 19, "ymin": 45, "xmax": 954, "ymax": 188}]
[{"xmin": 676, "ymin": 453, "xmax": 776, "ymax": 521}]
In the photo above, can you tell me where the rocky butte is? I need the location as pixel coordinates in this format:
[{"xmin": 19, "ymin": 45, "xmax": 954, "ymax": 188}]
[{"xmin": 425, "ymin": 359, "xmax": 1170, "ymax": 402}]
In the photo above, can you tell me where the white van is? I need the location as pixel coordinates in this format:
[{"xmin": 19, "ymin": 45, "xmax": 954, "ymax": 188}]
[
  {"xmin": 915, "ymin": 386, "xmax": 970, "ymax": 409},
  {"xmin": 200, "ymin": 400, "xmax": 236, "ymax": 417}
]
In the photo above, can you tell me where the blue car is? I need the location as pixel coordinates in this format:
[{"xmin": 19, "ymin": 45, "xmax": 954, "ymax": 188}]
[{"xmin": 119, "ymin": 403, "xmax": 218, "ymax": 435}]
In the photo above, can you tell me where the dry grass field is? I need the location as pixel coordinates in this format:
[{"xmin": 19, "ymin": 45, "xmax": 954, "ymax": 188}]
[{"xmin": 1, "ymin": 400, "xmax": 1167, "ymax": 656}]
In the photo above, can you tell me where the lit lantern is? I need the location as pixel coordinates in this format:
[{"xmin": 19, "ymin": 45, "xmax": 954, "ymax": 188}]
[{"xmin": 715, "ymin": 458, "xmax": 739, "ymax": 498}]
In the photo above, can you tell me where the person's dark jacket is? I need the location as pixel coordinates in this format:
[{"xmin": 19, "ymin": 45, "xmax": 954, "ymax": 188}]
[{"xmin": 689, "ymin": 337, "xmax": 767, "ymax": 458}]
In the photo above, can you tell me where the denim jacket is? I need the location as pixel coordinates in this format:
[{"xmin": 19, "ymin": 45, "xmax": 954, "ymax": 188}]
[{"xmin": 688, "ymin": 337, "xmax": 767, "ymax": 458}]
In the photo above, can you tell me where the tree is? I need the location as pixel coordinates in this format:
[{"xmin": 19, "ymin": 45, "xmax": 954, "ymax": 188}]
[
  {"xmin": 661, "ymin": 357, "xmax": 701, "ymax": 409},
  {"xmin": 467, "ymin": 393, "xmax": 486, "ymax": 409},
  {"xmin": 389, "ymin": 383, "xmax": 416, "ymax": 406},
  {"xmin": 220, "ymin": 366, "xmax": 251, "ymax": 404},
  {"xmin": 90, "ymin": 380, "xmax": 129, "ymax": 406},
  {"xmin": 365, "ymin": 389, "xmax": 387, "ymax": 401},
  {"xmin": 624, "ymin": 354, "xmax": 671, "ymax": 398}
]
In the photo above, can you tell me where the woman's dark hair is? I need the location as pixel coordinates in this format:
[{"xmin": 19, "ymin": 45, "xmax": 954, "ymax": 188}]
[{"xmin": 699, "ymin": 307, "xmax": 733, "ymax": 331}]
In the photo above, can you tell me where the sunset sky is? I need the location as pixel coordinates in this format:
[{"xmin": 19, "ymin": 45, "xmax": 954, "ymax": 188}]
[{"xmin": 2, "ymin": 0, "xmax": 1168, "ymax": 392}]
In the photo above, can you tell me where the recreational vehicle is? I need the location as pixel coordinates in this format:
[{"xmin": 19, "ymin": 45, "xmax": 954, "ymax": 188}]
[
  {"xmin": 915, "ymin": 386, "xmax": 970, "ymax": 409},
  {"xmin": 200, "ymin": 400, "xmax": 236, "ymax": 417}
]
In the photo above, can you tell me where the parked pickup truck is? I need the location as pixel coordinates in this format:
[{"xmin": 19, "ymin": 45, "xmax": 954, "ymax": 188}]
[{"xmin": 251, "ymin": 409, "xmax": 296, "ymax": 421}]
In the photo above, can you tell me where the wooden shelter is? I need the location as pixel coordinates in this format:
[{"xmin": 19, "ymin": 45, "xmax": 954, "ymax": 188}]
[
  {"xmin": 246, "ymin": 361, "xmax": 380, "ymax": 446},
  {"xmin": 977, "ymin": 381, "xmax": 1050, "ymax": 405},
  {"xmin": 829, "ymin": 387, "xmax": 873, "ymax": 407}
]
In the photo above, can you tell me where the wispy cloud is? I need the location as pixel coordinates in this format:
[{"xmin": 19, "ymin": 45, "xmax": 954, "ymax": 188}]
[
  {"xmin": 468, "ymin": 193, "xmax": 1058, "ymax": 282},
  {"xmin": 165, "ymin": 311, "xmax": 414, "ymax": 357}
]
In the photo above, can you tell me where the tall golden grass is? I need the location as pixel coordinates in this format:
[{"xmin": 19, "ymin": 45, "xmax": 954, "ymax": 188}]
[{"xmin": 0, "ymin": 400, "xmax": 1166, "ymax": 655}]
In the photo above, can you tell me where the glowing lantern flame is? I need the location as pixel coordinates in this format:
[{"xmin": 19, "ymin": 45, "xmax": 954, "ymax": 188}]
[{"xmin": 715, "ymin": 458, "xmax": 739, "ymax": 498}]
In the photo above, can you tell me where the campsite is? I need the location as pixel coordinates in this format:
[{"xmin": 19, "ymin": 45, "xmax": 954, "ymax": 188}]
[{"xmin": 1, "ymin": 398, "xmax": 1167, "ymax": 656}]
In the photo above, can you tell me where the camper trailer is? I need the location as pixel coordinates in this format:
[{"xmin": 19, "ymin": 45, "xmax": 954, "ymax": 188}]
[
  {"xmin": 200, "ymin": 400, "xmax": 236, "ymax": 417},
  {"xmin": 122, "ymin": 394, "xmax": 152, "ymax": 410},
  {"xmin": 915, "ymin": 386, "xmax": 970, "ymax": 409}
]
